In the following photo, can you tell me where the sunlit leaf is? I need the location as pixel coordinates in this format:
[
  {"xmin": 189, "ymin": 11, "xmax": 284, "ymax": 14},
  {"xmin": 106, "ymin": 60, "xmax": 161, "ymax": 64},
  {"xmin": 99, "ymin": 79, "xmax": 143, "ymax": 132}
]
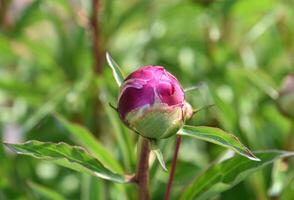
[
  {"xmin": 180, "ymin": 151, "xmax": 294, "ymax": 200},
  {"xmin": 4, "ymin": 141, "xmax": 128, "ymax": 183},
  {"xmin": 106, "ymin": 52, "xmax": 125, "ymax": 87},
  {"xmin": 177, "ymin": 125, "xmax": 260, "ymax": 161}
]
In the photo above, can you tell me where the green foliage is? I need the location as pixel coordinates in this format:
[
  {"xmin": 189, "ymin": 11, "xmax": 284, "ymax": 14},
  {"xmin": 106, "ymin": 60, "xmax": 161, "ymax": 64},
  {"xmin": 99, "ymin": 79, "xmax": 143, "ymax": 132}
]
[
  {"xmin": 4, "ymin": 141, "xmax": 128, "ymax": 183},
  {"xmin": 181, "ymin": 151, "xmax": 294, "ymax": 200},
  {"xmin": 106, "ymin": 52, "xmax": 125, "ymax": 87},
  {"xmin": 1, "ymin": 0, "xmax": 294, "ymax": 199},
  {"xmin": 178, "ymin": 125, "xmax": 260, "ymax": 161},
  {"xmin": 56, "ymin": 114, "xmax": 123, "ymax": 173},
  {"xmin": 28, "ymin": 181, "xmax": 67, "ymax": 200}
]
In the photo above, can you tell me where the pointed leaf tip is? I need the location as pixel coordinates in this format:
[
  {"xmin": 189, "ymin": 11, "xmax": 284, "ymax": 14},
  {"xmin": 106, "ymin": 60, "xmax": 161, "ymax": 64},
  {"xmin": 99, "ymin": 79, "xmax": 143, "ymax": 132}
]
[
  {"xmin": 245, "ymin": 148, "xmax": 261, "ymax": 161},
  {"xmin": 153, "ymin": 149, "xmax": 168, "ymax": 171},
  {"xmin": 106, "ymin": 52, "xmax": 125, "ymax": 87},
  {"xmin": 150, "ymin": 140, "xmax": 167, "ymax": 171},
  {"xmin": 178, "ymin": 125, "xmax": 259, "ymax": 161}
]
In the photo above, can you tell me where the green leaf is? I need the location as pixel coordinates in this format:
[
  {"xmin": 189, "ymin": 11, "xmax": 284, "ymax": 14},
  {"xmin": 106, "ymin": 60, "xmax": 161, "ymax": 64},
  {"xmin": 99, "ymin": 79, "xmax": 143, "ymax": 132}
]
[
  {"xmin": 106, "ymin": 52, "xmax": 125, "ymax": 87},
  {"xmin": 150, "ymin": 140, "xmax": 167, "ymax": 171},
  {"xmin": 22, "ymin": 85, "xmax": 69, "ymax": 133},
  {"xmin": 99, "ymin": 82, "xmax": 135, "ymax": 172},
  {"xmin": 81, "ymin": 175, "xmax": 106, "ymax": 200},
  {"xmin": 28, "ymin": 181, "xmax": 67, "ymax": 200},
  {"xmin": 55, "ymin": 114, "xmax": 123, "ymax": 173},
  {"xmin": 4, "ymin": 141, "xmax": 128, "ymax": 184},
  {"xmin": 180, "ymin": 151, "xmax": 294, "ymax": 200},
  {"xmin": 208, "ymin": 84, "xmax": 238, "ymax": 132},
  {"xmin": 178, "ymin": 125, "xmax": 260, "ymax": 161},
  {"xmin": 0, "ymin": 80, "xmax": 45, "ymax": 101},
  {"xmin": 239, "ymin": 68, "xmax": 278, "ymax": 99},
  {"xmin": 281, "ymin": 175, "xmax": 294, "ymax": 200}
]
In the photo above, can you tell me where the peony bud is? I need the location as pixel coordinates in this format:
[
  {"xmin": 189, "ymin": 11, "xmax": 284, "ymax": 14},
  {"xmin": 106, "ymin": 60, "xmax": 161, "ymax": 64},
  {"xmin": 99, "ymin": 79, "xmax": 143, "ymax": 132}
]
[
  {"xmin": 117, "ymin": 66, "xmax": 192, "ymax": 139},
  {"xmin": 278, "ymin": 73, "xmax": 294, "ymax": 118}
]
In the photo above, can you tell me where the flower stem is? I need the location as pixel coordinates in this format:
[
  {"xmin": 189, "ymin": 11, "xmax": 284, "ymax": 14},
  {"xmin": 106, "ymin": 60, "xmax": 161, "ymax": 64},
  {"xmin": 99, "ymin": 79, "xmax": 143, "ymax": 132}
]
[
  {"xmin": 136, "ymin": 137, "xmax": 151, "ymax": 200},
  {"xmin": 164, "ymin": 135, "xmax": 182, "ymax": 200}
]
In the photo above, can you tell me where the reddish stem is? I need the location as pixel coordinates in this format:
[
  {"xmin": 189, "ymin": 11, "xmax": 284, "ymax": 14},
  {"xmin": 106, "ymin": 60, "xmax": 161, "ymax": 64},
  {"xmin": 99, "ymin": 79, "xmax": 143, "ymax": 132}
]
[
  {"xmin": 90, "ymin": 0, "xmax": 104, "ymax": 136},
  {"xmin": 90, "ymin": 0, "xmax": 103, "ymax": 74},
  {"xmin": 164, "ymin": 135, "xmax": 182, "ymax": 200},
  {"xmin": 135, "ymin": 137, "xmax": 151, "ymax": 200}
]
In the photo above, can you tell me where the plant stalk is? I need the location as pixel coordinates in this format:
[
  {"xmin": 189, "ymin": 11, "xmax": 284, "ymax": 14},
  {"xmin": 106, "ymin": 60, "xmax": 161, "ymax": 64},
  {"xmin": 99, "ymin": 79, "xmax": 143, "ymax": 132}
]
[
  {"xmin": 90, "ymin": 0, "xmax": 103, "ymax": 74},
  {"xmin": 90, "ymin": 0, "xmax": 104, "ymax": 136},
  {"xmin": 164, "ymin": 135, "xmax": 182, "ymax": 200},
  {"xmin": 136, "ymin": 137, "xmax": 151, "ymax": 200}
]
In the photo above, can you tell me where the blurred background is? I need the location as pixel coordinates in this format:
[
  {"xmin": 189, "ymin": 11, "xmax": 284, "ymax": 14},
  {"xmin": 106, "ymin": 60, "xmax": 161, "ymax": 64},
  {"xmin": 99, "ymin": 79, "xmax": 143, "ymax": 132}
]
[{"xmin": 1, "ymin": 0, "xmax": 294, "ymax": 199}]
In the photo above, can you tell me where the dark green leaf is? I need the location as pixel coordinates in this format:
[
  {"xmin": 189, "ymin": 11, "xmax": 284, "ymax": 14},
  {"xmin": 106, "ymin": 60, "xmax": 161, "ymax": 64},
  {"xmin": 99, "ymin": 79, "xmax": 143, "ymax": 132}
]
[{"xmin": 180, "ymin": 151, "xmax": 294, "ymax": 200}]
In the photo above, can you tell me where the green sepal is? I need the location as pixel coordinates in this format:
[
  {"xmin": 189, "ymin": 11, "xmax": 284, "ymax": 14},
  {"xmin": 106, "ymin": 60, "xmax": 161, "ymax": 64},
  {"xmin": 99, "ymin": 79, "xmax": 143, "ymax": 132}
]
[
  {"xmin": 126, "ymin": 104, "xmax": 184, "ymax": 139},
  {"xmin": 150, "ymin": 140, "xmax": 167, "ymax": 171}
]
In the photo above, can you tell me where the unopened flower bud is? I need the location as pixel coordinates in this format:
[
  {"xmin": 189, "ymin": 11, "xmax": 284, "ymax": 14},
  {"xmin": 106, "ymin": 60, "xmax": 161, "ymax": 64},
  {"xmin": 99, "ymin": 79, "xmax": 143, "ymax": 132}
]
[
  {"xmin": 278, "ymin": 73, "xmax": 294, "ymax": 118},
  {"xmin": 117, "ymin": 66, "xmax": 192, "ymax": 139}
]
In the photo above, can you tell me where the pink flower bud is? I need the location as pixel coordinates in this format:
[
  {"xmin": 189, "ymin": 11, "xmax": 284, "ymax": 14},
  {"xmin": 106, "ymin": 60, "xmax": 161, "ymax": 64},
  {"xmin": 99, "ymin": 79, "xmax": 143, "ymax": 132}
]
[{"xmin": 117, "ymin": 66, "xmax": 192, "ymax": 139}]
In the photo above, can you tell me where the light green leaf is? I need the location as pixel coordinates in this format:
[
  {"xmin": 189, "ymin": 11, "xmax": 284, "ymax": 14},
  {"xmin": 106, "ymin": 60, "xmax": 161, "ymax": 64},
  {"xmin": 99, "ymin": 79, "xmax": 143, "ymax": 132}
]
[
  {"xmin": 208, "ymin": 84, "xmax": 237, "ymax": 132},
  {"xmin": 99, "ymin": 82, "xmax": 135, "ymax": 172},
  {"xmin": 239, "ymin": 68, "xmax": 278, "ymax": 99},
  {"xmin": 281, "ymin": 175, "xmax": 294, "ymax": 200},
  {"xmin": 22, "ymin": 85, "xmax": 69, "ymax": 133},
  {"xmin": 4, "ymin": 141, "xmax": 128, "ymax": 184},
  {"xmin": 180, "ymin": 151, "xmax": 294, "ymax": 200},
  {"xmin": 177, "ymin": 125, "xmax": 260, "ymax": 161},
  {"xmin": 106, "ymin": 52, "xmax": 125, "ymax": 87},
  {"xmin": 0, "ymin": 80, "xmax": 44, "ymax": 101},
  {"xmin": 81, "ymin": 175, "xmax": 105, "ymax": 200},
  {"xmin": 55, "ymin": 114, "xmax": 123, "ymax": 173},
  {"xmin": 28, "ymin": 181, "xmax": 67, "ymax": 200}
]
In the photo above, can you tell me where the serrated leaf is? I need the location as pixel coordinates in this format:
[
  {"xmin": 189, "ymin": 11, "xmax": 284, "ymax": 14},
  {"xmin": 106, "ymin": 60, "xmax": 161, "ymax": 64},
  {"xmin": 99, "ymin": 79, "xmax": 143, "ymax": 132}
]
[
  {"xmin": 106, "ymin": 52, "xmax": 125, "ymax": 87},
  {"xmin": 180, "ymin": 151, "xmax": 294, "ymax": 200},
  {"xmin": 55, "ymin": 114, "xmax": 123, "ymax": 173},
  {"xmin": 150, "ymin": 140, "xmax": 167, "ymax": 171},
  {"xmin": 177, "ymin": 125, "xmax": 260, "ymax": 161},
  {"xmin": 4, "ymin": 141, "xmax": 128, "ymax": 183}
]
